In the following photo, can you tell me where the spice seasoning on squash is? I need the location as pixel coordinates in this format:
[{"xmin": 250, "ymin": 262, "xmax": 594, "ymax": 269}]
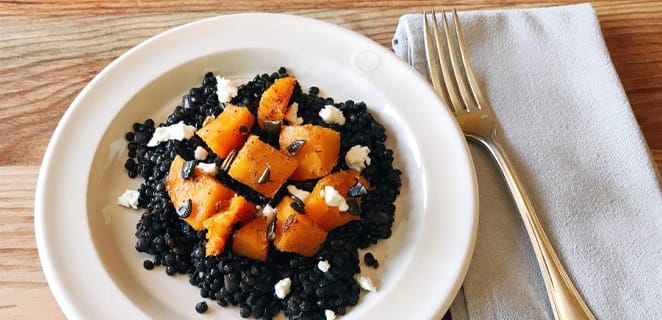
[
  {"xmin": 257, "ymin": 76, "xmax": 296, "ymax": 130},
  {"xmin": 166, "ymin": 155, "xmax": 235, "ymax": 230},
  {"xmin": 228, "ymin": 135, "xmax": 298, "ymax": 198},
  {"xmin": 196, "ymin": 104, "xmax": 255, "ymax": 158},
  {"xmin": 304, "ymin": 170, "xmax": 369, "ymax": 231},
  {"xmin": 279, "ymin": 124, "xmax": 340, "ymax": 181},
  {"xmin": 273, "ymin": 197, "xmax": 328, "ymax": 257},
  {"xmin": 232, "ymin": 215, "xmax": 269, "ymax": 261}
]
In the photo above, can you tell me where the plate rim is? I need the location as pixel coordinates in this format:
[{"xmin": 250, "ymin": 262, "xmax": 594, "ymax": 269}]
[{"xmin": 34, "ymin": 12, "xmax": 478, "ymax": 319}]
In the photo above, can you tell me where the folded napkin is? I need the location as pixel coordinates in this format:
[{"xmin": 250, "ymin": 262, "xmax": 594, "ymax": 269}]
[{"xmin": 393, "ymin": 4, "xmax": 662, "ymax": 319}]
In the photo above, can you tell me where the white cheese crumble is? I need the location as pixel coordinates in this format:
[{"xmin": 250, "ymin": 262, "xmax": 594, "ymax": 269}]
[
  {"xmin": 317, "ymin": 260, "xmax": 331, "ymax": 273},
  {"xmin": 194, "ymin": 146, "xmax": 209, "ymax": 160},
  {"xmin": 345, "ymin": 145, "xmax": 371, "ymax": 172},
  {"xmin": 274, "ymin": 277, "xmax": 292, "ymax": 299},
  {"xmin": 260, "ymin": 204, "xmax": 276, "ymax": 224},
  {"xmin": 356, "ymin": 275, "xmax": 377, "ymax": 292},
  {"xmin": 320, "ymin": 186, "xmax": 349, "ymax": 211},
  {"xmin": 287, "ymin": 185, "xmax": 310, "ymax": 202},
  {"xmin": 216, "ymin": 76, "xmax": 238, "ymax": 103},
  {"xmin": 319, "ymin": 104, "xmax": 346, "ymax": 125},
  {"xmin": 117, "ymin": 189, "xmax": 140, "ymax": 209},
  {"xmin": 196, "ymin": 162, "xmax": 217, "ymax": 176},
  {"xmin": 325, "ymin": 309, "xmax": 337, "ymax": 320},
  {"xmin": 284, "ymin": 102, "xmax": 303, "ymax": 125},
  {"xmin": 146, "ymin": 121, "xmax": 196, "ymax": 147}
]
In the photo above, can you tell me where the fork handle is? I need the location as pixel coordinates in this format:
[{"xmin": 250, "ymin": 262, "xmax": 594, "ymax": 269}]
[{"xmin": 469, "ymin": 135, "xmax": 596, "ymax": 320}]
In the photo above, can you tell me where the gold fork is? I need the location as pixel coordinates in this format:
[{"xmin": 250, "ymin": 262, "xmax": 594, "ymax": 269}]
[{"xmin": 423, "ymin": 9, "xmax": 596, "ymax": 320}]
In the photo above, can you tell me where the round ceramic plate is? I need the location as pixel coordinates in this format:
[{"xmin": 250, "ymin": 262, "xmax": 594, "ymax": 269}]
[{"xmin": 35, "ymin": 13, "xmax": 477, "ymax": 320}]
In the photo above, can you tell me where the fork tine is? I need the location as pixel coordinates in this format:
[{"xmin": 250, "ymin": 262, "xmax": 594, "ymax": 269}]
[
  {"xmin": 452, "ymin": 9, "xmax": 490, "ymax": 110},
  {"xmin": 423, "ymin": 12, "xmax": 452, "ymax": 110},
  {"xmin": 442, "ymin": 10, "xmax": 478, "ymax": 112},
  {"xmin": 432, "ymin": 10, "xmax": 464, "ymax": 114}
]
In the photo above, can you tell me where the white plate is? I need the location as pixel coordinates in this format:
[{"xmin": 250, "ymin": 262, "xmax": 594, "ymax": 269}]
[{"xmin": 35, "ymin": 13, "xmax": 477, "ymax": 320}]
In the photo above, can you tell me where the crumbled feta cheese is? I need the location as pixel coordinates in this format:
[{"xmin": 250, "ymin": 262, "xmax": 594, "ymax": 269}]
[
  {"xmin": 117, "ymin": 189, "xmax": 140, "ymax": 209},
  {"xmin": 194, "ymin": 146, "xmax": 209, "ymax": 160},
  {"xmin": 319, "ymin": 104, "xmax": 346, "ymax": 125},
  {"xmin": 287, "ymin": 185, "xmax": 310, "ymax": 202},
  {"xmin": 196, "ymin": 162, "xmax": 217, "ymax": 176},
  {"xmin": 356, "ymin": 275, "xmax": 377, "ymax": 292},
  {"xmin": 321, "ymin": 186, "xmax": 349, "ymax": 211},
  {"xmin": 261, "ymin": 204, "xmax": 276, "ymax": 224},
  {"xmin": 325, "ymin": 309, "xmax": 337, "ymax": 320},
  {"xmin": 146, "ymin": 121, "xmax": 196, "ymax": 147},
  {"xmin": 202, "ymin": 115, "xmax": 215, "ymax": 128},
  {"xmin": 345, "ymin": 145, "xmax": 371, "ymax": 172},
  {"xmin": 284, "ymin": 102, "xmax": 303, "ymax": 125},
  {"xmin": 274, "ymin": 277, "xmax": 292, "ymax": 299},
  {"xmin": 317, "ymin": 260, "xmax": 331, "ymax": 273},
  {"xmin": 216, "ymin": 76, "xmax": 238, "ymax": 103}
]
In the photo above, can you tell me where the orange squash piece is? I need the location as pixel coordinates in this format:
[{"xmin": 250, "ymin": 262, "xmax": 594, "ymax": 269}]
[
  {"xmin": 232, "ymin": 215, "xmax": 269, "ymax": 261},
  {"xmin": 196, "ymin": 104, "xmax": 255, "ymax": 158},
  {"xmin": 279, "ymin": 124, "xmax": 340, "ymax": 181},
  {"xmin": 257, "ymin": 76, "xmax": 296, "ymax": 129},
  {"xmin": 203, "ymin": 194, "xmax": 257, "ymax": 256},
  {"xmin": 274, "ymin": 197, "xmax": 328, "ymax": 257},
  {"xmin": 228, "ymin": 135, "xmax": 298, "ymax": 198},
  {"xmin": 304, "ymin": 170, "xmax": 369, "ymax": 231},
  {"xmin": 166, "ymin": 155, "xmax": 235, "ymax": 231}
]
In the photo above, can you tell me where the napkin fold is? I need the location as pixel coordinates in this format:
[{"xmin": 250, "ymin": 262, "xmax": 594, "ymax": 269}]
[{"xmin": 393, "ymin": 4, "xmax": 662, "ymax": 319}]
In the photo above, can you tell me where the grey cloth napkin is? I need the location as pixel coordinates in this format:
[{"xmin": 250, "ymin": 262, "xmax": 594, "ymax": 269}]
[{"xmin": 393, "ymin": 4, "xmax": 662, "ymax": 319}]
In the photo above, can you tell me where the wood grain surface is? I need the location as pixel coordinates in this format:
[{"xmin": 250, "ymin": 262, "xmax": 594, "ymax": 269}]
[{"xmin": 0, "ymin": 1, "xmax": 660, "ymax": 319}]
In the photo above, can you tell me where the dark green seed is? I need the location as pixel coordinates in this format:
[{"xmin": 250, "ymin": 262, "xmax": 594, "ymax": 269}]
[
  {"xmin": 257, "ymin": 164, "xmax": 271, "ymax": 184},
  {"xmin": 347, "ymin": 180, "xmax": 368, "ymax": 198},
  {"xmin": 285, "ymin": 139, "xmax": 306, "ymax": 155},
  {"xmin": 289, "ymin": 195, "xmax": 305, "ymax": 214},
  {"xmin": 177, "ymin": 199, "xmax": 192, "ymax": 218},
  {"xmin": 347, "ymin": 198, "xmax": 360, "ymax": 215},
  {"xmin": 263, "ymin": 120, "xmax": 281, "ymax": 135},
  {"xmin": 267, "ymin": 219, "xmax": 276, "ymax": 241},
  {"xmin": 181, "ymin": 160, "xmax": 197, "ymax": 179},
  {"xmin": 221, "ymin": 149, "xmax": 237, "ymax": 171}
]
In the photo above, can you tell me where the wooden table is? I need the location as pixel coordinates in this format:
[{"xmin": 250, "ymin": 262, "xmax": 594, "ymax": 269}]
[{"xmin": 1, "ymin": 1, "xmax": 660, "ymax": 318}]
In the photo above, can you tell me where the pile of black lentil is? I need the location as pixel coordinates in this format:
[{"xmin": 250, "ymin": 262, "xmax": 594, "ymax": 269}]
[{"xmin": 123, "ymin": 68, "xmax": 401, "ymax": 319}]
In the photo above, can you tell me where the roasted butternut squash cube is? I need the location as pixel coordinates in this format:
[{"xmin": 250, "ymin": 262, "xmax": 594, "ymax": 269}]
[
  {"xmin": 196, "ymin": 104, "xmax": 255, "ymax": 158},
  {"xmin": 274, "ymin": 197, "xmax": 328, "ymax": 257},
  {"xmin": 203, "ymin": 194, "xmax": 257, "ymax": 256},
  {"xmin": 232, "ymin": 215, "xmax": 269, "ymax": 261},
  {"xmin": 304, "ymin": 170, "xmax": 368, "ymax": 231},
  {"xmin": 279, "ymin": 124, "xmax": 340, "ymax": 181},
  {"xmin": 203, "ymin": 211, "xmax": 235, "ymax": 257},
  {"xmin": 228, "ymin": 135, "xmax": 298, "ymax": 198},
  {"xmin": 257, "ymin": 76, "xmax": 296, "ymax": 129},
  {"xmin": 166, "ymin": 155, "xmax": 235, "ymax": 230}
]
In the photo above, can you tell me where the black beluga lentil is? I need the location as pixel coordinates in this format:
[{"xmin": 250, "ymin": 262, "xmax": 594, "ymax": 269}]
[{"xmin": 122, "ymin": 68, "xmax": 401, "ymax": 319}]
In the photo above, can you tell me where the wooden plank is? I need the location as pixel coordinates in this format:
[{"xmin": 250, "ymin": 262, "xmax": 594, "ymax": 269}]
[
  {"xmin": 0, "ymin": 166, "xmax": 65, "ymax": 319},
  {"xmin": 0, "ymin": 3, "xmax": 660, "ymax": 167}
]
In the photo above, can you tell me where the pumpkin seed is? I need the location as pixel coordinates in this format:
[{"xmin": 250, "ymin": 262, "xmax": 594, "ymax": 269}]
[
  {"xmin": 347, "ymin": 198, "xmax": 361, "ymax": 215},
  {"xmin": 285, "ymin": 139, "xmax": 306, "ymax": 156},
  {"xmin": 181, "ymin": 160, "xmax": 197, "ymax": 179},
  {"xmin": 267, "ymin": 219, "xmax": 276, "ymax": 241},
  {"xmin": 177, "ymin": 199, "xmax": 192, "ymax": 218},
  {"xmin": 347, "ymin": 180, "xmax": 368, "ymax": 198},
  {"xmin": 220, "ymin": 149, "xmax": 237, "ymax": 172},
  {"xmin": 289, "ymin": 195, "xmax": 305, "ymax": 214},
  {"xmin": 263, "ymin": 120, "xmax": 281, "ymax": 135},
  {"xmin": 257, "ymin": 164, "xmax": 271, "ymax": 184}
]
